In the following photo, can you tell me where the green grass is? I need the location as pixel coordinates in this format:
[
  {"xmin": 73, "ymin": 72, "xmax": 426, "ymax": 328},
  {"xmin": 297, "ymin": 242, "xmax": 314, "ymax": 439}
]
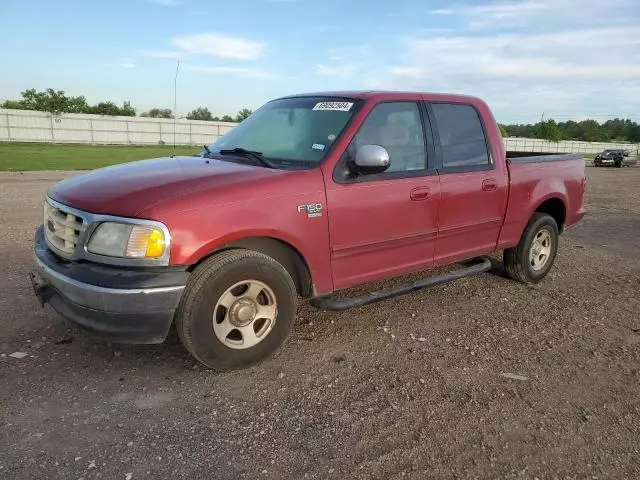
[
  {"xmin": 0, "ymin": 141, "xmax": 602, "ymax": 171},
  {"xmin": 0, "ymin": 142, "xmax": 201, "ymax": 171}
]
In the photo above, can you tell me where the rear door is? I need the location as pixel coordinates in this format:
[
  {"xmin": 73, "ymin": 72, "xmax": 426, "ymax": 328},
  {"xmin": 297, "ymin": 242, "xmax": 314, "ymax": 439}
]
[
  {"xmin": 324, "ymin": 99, "xmax": 441, "ymax": 290},
  {"xmin": 426, "ymin": 101, "xmax": 508, "ymax": 264}
]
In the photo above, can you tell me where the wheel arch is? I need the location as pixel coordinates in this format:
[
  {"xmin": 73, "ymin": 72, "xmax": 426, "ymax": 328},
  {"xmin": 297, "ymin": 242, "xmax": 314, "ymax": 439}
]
[
  {"xmin": 533, "ymin": 197, "xmax": 566, "ymax": 232},
  {"xmin": 188, "ymin": 236, "xmax": 313, "ymax": 298}
]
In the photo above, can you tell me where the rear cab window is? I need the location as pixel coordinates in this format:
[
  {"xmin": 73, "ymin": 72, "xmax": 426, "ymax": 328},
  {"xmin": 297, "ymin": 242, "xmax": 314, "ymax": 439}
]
[{"xmin": 429, "ymin": 103, "xmax": 493, "ymax": 173}]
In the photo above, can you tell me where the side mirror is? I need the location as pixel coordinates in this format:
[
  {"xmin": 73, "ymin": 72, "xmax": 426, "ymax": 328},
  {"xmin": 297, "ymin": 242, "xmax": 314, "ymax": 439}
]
[{"xmin": 353, "ymin": 144, "xmax": 390, "ymax": 175}]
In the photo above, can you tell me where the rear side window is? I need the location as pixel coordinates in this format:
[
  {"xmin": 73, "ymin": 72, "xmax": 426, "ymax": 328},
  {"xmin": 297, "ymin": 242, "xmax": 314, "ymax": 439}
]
[{"xmin": 431, "ymin": 103, "xmax": 490, "ymax": 169}]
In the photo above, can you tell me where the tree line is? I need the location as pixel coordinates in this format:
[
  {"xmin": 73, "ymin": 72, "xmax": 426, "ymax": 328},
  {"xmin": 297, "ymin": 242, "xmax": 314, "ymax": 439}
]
[
  {"xmin": 0, "ymin": 88, "xmax": 252, "ymax": 123},
  {"xmin": 2, "ymin": 88, "xmax": 639, "ymax": 141},
  {"xmin": 2, "ymin": 88, "xmax": 137, "ymax": 117},
  {"xmin": 499, "ymin": 118, "xmax": 640, "ymax": 143}
]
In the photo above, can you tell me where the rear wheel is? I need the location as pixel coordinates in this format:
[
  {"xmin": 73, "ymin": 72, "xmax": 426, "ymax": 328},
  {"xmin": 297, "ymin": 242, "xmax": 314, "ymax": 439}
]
[
  {"xmin": 503, "ymin": 213, "xmax": 559, "ymax": 284},
  {"xmin": 175, "ymin": 249, "xmax": 298, "ymax": 371}
]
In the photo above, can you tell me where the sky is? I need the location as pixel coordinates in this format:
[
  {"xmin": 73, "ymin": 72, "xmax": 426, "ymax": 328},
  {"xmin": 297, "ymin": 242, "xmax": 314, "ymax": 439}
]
[{"xmin": 1, "ymin": 0, "xmax": 639, "ymax": 124}]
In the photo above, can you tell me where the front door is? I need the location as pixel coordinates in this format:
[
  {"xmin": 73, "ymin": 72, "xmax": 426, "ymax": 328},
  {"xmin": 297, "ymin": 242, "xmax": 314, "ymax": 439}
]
[{"xmin": 324, "ymin": 100, "xmax": 441, "ymax": 290}]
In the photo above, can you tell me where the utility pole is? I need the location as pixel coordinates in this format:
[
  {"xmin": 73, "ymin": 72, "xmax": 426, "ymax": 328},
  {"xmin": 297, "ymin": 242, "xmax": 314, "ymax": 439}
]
[{"xmin": 172, "ymin": 60, "xmax": 180, "ymax": 155}]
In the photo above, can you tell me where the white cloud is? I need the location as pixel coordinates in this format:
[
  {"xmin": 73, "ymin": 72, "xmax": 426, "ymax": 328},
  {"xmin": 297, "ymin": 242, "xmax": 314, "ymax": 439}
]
[
  {"xmin": 436, "ymin": 0, "xmax": 549, "ymax": 21},
  {"xmin": 172, "ymin": 33, "xmax": 267, "ymax": 60},
  {"xmin": 118, "ymin": 58, "xmax": 136, "ymax": 68},
  {"xmin": 386, "ymin": 66, "xmax": 428, "ymax": 79},
  {"xmin": 315, "ymin": 45, "xmax": 371, "ymax": 77},
  {"xmin": 427, "ymin": 8, "xmax": 455, "ymax": 15},
  {"xmin": 145, "ymin": 51, "xmax": 184, "ymax": 59},
  {"xmin": 184, "ymin": 64, "xmax": 290, "ymax": 79},
  {"xmin": 367, "ymin": 19, "xmax": 640, "ymax": 121},
  {"xmin": 315, "ymin": 64, "xmax": 357, "ymax": 77},
  {"xmin": 395, "ymin": 28, "xmax": 640, "ymax": 81},
  {"xmin": 147, "ymin": 0, "xmax": 181, "ymax": 5},
  {"xmin": 311, "ymin": 25, "xmax": 337, "ymax": 32},
  {"xmin": 427, "ymin": 0, "xmax": 638, "ymax": 28}
]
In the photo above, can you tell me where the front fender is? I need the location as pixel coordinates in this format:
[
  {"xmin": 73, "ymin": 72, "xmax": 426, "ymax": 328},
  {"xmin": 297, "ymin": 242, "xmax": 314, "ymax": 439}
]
[
  {"xmin": 164, "ymin": 199, "xmax": 334, "ymax": 294},
  {"xmin": 187, "ymin": 228, "xmax": 312, "ymax": 267}
]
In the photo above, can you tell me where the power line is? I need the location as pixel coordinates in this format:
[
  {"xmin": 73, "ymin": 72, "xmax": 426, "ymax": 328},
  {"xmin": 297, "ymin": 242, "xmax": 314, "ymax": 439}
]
[{"xmin": 506, "ymin": 113, "xmax": 640, "ymax": 119}]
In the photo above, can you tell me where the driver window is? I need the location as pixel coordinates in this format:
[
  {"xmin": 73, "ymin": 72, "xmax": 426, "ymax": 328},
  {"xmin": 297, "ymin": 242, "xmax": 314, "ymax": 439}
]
[{"xmin": 353, "ymin": 102, "xmax": 426, "ymax": 172}]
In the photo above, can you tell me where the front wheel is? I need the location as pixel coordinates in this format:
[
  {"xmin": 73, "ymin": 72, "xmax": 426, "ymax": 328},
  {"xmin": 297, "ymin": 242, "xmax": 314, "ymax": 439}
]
[
  {"xmin": 503, "ymin": 213, "xmax": 559, "ymax": 284},
  {"xmin": 175, "ymin": 249, "xmax": 298, "ymax": 371}
]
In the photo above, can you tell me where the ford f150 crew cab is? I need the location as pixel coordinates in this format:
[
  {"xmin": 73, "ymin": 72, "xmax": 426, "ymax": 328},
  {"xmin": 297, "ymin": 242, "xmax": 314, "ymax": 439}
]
[{"xmin": 30, "ymin": 91, "xmax": 586, "ymax": 370}]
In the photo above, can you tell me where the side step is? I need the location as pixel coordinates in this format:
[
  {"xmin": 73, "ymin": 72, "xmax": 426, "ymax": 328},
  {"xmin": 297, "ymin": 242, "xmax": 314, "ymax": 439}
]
[{"xmin": 309, "ymin": 256, "xmax": 492, "ymax": 311}]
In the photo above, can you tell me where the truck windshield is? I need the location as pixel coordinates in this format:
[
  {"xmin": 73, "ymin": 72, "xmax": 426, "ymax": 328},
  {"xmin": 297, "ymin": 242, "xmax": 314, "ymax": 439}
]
[{"xmin": 205, "ymin": 96, "xmax": 362, "ymax": 168}]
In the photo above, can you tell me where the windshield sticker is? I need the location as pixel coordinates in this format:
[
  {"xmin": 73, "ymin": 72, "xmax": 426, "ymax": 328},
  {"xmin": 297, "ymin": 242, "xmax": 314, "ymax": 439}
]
[
  {"xmin": 312, "ymin": 143, "xmax": 326, "ymax": 151},
  {"xmin": 312, "ymin": 101, "xmax": 354, "ymax": 112},
  {"xmin": 327, "ymin": 134, "xmax": 336, "ymax": 141}
]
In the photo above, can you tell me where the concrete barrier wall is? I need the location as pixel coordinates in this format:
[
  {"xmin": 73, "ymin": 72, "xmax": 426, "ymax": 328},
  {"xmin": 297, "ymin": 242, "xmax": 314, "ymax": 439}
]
[
  {"xmin": 1, "ymin": 108, "xmax": 638, "ymax": 154},
  {"xmin": 503, "ymin": 137, "xmax": 638, "ymax": 155},
  {"xmin": 0, "ymin": 108, "xmax": 236, "ymax": 146}
]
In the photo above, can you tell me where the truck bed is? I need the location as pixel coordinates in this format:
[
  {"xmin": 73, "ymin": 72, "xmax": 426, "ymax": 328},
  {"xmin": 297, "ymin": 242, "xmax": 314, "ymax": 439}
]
[
  {"xmin": 498, "ymin": 151, "xmax": 586, "ymax": 249},
  {"xmin": 506, "ymin": 151, "xmax": 584, "ymax": 164}
]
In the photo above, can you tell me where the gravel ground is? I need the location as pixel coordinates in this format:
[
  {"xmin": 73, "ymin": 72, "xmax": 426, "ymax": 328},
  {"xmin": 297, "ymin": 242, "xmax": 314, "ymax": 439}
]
[{"xmin": 1, "ymin": 167, "xmax": 639, "ymax": 479}]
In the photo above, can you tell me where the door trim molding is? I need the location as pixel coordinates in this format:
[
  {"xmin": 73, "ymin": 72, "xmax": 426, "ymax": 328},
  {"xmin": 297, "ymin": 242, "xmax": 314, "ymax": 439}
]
[
  {"xmin": 332, "ymin": 229, "xmax": 438, "ymax": 259},
  {"xmin": 438, "ymin": 217, "xmax": 503, "ymax": 238}
]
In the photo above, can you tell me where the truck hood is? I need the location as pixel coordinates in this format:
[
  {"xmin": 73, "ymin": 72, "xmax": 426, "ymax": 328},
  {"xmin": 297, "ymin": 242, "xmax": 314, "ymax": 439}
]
[{"xmin": 48, "ymin": 156, "xmax": 291, "ymax": 217}]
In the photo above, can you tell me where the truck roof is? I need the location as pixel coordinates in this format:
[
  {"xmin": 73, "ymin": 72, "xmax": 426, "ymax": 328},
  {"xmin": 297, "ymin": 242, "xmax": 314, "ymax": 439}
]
[{"xmin": 278, "ymin": 90, "xmax": 484, "ymax": 104}]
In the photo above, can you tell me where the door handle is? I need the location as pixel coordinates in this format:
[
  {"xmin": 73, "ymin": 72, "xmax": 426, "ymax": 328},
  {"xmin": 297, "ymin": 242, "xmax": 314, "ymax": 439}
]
[
  {"xmin": 482, "ymin": 179, "xmax": 497, "ymax": 191},
  {"xmin": 410, "ymin": 187, "xmax": 431, "ymax": 201}
]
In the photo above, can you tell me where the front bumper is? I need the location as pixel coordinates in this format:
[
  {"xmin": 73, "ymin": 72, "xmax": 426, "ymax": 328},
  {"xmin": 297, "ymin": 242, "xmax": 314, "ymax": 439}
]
[{"xmin": 31, "ymin": 226, "xmax": 188, "ymax": 344}]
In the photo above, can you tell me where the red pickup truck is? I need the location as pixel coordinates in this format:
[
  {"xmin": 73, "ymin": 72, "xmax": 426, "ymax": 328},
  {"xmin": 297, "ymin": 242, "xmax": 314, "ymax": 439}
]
[{"xmin": 31, "ymin": 91, "xmax": 586, "ymax": 370}]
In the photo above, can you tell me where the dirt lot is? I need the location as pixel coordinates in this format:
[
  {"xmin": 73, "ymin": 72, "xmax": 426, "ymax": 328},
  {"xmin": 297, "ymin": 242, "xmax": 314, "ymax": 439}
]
[{"xmin": 1, "ymin": 167, "xmax": 639, "ymax": 479}]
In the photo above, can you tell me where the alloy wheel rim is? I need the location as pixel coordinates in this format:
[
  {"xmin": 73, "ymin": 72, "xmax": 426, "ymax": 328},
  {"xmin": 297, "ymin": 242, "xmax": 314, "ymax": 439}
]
[
  {"xmin": 529, "ymin": 229, "xmax": 552, "ymax": 271},
  {"xmin": 212, "ymin": 280, "xmax": 277, "ymax": 350}
]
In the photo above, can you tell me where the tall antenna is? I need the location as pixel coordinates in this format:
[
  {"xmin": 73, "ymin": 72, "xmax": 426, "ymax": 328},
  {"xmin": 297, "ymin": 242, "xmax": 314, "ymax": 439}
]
[{"xmin": 173, "ymin": 60, "xmax": 180, "ymax": 156}]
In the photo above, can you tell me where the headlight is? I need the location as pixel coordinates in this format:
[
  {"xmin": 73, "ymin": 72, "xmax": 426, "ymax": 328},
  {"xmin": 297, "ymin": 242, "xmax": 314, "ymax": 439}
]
[{"xmin": 87, "ymin": 222, "xmax": 167, "ymax": 259}]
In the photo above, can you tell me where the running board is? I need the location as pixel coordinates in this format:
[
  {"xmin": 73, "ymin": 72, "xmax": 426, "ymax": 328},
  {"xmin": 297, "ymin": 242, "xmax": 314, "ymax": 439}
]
[{"xmin": 309, "ymin": 256, "xmax": 492, "ymax": 311}]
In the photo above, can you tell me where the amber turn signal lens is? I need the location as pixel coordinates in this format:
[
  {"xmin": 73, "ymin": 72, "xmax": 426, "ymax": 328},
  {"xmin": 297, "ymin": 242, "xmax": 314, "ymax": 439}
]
[
  {"xmin": 145, "ymin": 228, "xmax": 166, "ymax": 258},
  {"xmin": 125, "ymin": 226, "xmax": 166, "ymax": 258}
]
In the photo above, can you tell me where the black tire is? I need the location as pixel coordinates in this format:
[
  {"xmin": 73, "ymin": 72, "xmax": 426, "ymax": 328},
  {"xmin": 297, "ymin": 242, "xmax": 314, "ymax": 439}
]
[
  {"xmin": 503, "ymin": 213, "xmax": 559, "ymax": 284},
  {"xmin": 615, "ymin": 160, "xmax": 622, "ymax": 168},
  {"xmin": 175, "ymin": 249, "xmax": 298, "ymax": 371}
]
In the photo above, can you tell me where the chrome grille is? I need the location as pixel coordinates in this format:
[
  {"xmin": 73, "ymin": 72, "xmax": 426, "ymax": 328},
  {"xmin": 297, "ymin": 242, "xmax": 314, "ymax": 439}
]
[{"xmin": 43, "ymin": 200, "xmax": 84, "ymax": 254}]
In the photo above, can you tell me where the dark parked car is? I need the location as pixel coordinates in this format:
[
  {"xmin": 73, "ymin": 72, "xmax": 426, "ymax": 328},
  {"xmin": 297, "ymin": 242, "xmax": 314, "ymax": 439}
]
[{"xmin": 594, "ymin": 149, "xmax": 637, "ymax": 168}]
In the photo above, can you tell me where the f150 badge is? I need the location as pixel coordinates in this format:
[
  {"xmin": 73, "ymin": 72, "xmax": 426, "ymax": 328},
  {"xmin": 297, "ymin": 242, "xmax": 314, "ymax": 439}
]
[{"xmin": 297, "ymin": 203, "xmax": 323, "ymax": 218}]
